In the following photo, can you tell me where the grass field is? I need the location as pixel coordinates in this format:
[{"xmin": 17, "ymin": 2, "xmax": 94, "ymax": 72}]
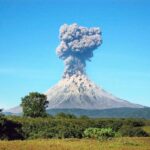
[{"xmin": 0, "ymin": 137, "xmax": 150, "ymax": 150}]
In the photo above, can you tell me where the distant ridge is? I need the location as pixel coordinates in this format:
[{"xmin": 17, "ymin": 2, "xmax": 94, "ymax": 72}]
[
  {"xmin": 46, "ymin": 107, "xmax": 150, "ymax": 119},
  {"xmin": 4, "ymin": 107, "xmax": 150, "ymax": 119}
]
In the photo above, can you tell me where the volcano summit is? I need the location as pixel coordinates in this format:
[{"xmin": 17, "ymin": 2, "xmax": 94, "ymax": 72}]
[{"xmin": 45, "ymin": 23, "xmax": 142, "ymax": 109}]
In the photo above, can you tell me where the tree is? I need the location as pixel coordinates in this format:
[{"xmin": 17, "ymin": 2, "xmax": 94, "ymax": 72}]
[
  {"xmin": 0, "ymin": 109, "xmax": 2, "ymax": 114},
  {"xmin": 0, "ymin": 109, "xmax": 4, "ymax": 118},
  {"xmin": 21, "ymin": 92, "xmax": 49, "ymax": 117}
]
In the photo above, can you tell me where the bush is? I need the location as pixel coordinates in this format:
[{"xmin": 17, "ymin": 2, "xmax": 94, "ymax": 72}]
[
  {"xmin": 79, "ymin": 115, "xmax": 89, "ymax": 119},
  {"xmin": 55, "ymin": 113, "xmax": 77, "ymax": 119},
  {"xmin": 0, "ymin": 117, "xmax": 24, "ymax": 140},
  {"xmin": 119, "ymin": 125, "xmax": 149, "ymax": 137},
  {"xmin": 2, "ymin": 116, "xmax": 148, "ymax": 140},
  {"xmin": 84, "ymin": 128, "xmax": 115, "ymax": 140},
  {"xmin": 124, "ymin": 119, "xmax": 145, "ymax": 127}
]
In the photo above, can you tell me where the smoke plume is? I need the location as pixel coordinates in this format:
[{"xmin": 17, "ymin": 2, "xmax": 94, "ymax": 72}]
[{"xmin": 56, "ymin": 23, "xmax": 102, "ymax": 78}]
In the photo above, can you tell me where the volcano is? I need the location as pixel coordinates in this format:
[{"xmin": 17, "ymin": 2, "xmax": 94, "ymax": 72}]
[
  {"xmin": 44, "ymin": 23, "xmax": 142, "ymax": 109},
  {"xmin": 6, "ymin": 74, "xmax": 143, "ymax": 114},
  {"xmin": 5, "ymin": 23, "xmax": 144, "ymax": 115},
  {"xmin": 45, "ymin": 74, "xmax": 142, "ymax": 109}
]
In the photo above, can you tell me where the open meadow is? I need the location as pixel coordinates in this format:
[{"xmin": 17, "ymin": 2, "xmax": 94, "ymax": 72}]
[{"xmin": 0, "ymin": 137, "xmax": 150, "ymax": 150}]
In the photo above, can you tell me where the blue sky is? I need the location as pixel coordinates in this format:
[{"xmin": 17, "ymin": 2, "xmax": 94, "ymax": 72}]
[{"xmin": 0, "ymin": 0, "xmax": 150, "ymax": 109}]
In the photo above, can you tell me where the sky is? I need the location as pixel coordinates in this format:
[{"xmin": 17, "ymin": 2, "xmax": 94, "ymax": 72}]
[{"xmin": 0, "ymin": 0, "xmax": 150, "ymax": 109}]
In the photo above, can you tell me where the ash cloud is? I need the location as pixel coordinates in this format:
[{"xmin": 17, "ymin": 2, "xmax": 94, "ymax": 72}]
[{"xmin": 56, "ymin": 23, "xmax": 102, "ymax": 78}]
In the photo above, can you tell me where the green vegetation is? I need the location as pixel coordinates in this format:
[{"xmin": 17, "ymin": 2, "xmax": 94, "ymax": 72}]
[
  {"xmin": 0, "ymin": 109, "xmax": 4, "ymax": 118},
  {"xmin": 84, "ymin": 128, "xmax": 115, "ymax": 140},
  {"xmin": 1, "ymin": 111, "xmax": 150, "ymax": 150},
  {"xmin": 55, "ymin": 112, "xmax": 77, "ymax": 119},
  {"xmin": 21, "ymin": 92, "xmax": 49, "ymax": 117},
  {"xmin": 143, "ymin": 126, "xmax": 150, "ymax": 134},
  {"xmin": 0, "ymin": 113, "xmax": 149, "ymax": 140},
  {"xmin": 119, "ymin": 126, "xmax": 149, "ymax": 137},
  {"xmin": 0, "ymin": 115, "xmax": 23, "ymax": 140}
]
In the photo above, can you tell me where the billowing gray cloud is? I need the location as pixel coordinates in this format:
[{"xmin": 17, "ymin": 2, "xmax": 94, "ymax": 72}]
[{"xmin": 56, "ymin": 23, "xmax": 102, "ymax": 78}]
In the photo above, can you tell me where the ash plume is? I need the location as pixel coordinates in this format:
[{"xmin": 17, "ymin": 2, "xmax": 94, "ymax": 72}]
[{"xmin": 56, "ymin": 23, "xmax": 102, "ymax": 78}]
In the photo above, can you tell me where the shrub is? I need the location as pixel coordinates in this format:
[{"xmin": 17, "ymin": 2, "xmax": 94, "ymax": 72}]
[
  {"xmin": 79, "ymin": 115, "xmax": 89, "ymax": 119},
  {"xmin": 2, "ymin": 116, "xmax": 148, "ymax": 140},
  {"xmin": 0, "ymin": 117, "xmax": 24, "ymax": 140},
  {"xmin": 55, "ymin": 113, "xmax": 77, "ymax": 119},
  {"xmin": 84, "ymin": 128, "xmax": 115, "ymax": 140},
  {"xmin": 119, "ymin": 125, "xmax": 149, "ymax": 137},
  {"xmin": 124, "ymin": 119, "xmax": 145, "ymax": 127}
]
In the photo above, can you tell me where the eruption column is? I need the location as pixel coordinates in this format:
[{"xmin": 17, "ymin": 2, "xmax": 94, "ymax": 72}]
[{"xmin": 56, "ymin": 23, "xmax": 102, "ymax": 78}]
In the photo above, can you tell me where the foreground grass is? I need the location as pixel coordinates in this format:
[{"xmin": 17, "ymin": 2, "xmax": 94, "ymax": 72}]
[{"xmin": 0, "ymin": 137, "xmax": 150, "ymax": 150}]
